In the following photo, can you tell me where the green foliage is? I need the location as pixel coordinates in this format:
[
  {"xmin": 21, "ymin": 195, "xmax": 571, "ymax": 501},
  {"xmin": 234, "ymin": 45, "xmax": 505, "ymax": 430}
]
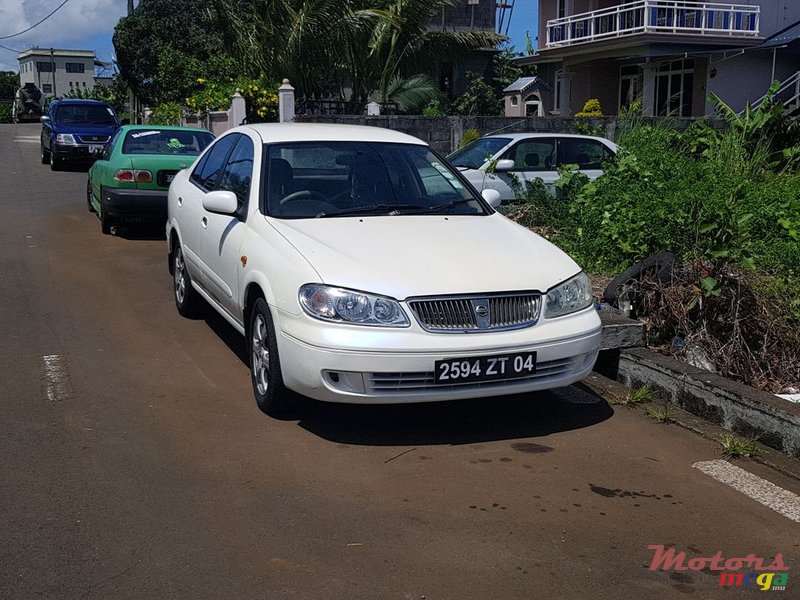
[
  {"xmin": 212, "ymin": 0, "xmax": 504, "ymax": 108},
  {"xmin": 459, "ymin": 128, "xmax": 481, "ymax": 148},
  {"xmin": 0, "ymin": 101, "xmax": 12, "ymax": 123},
  {"xmin": 59, "ymin": 79, "xmax": 129, "ymax": 114},
  {"xmin": 422, "ymin": 99, "xmax": 446, "ymax": 116},
  {"xmin": 575, "ymin": 98, "xmax": 603, "ymax": 117},
  {"xmin": 148, "ymin": 102, "xmax": 183, "ymax": 125},
  {"xmin": 719, "ymin": 434, "xmax": 759, "ymax": 459},
  {"xmin": 185, "ymin": 76, "xmax": 279, "ymax": 122},
  {"xmin": 114, "ymin": 0, "xmax": 236, "ymax": 105},
  {"xmin": 624, "ymin": 383, "xmax": 655, "ymax": 405},
  {"xmin": 0, "ymin": 71, "xmax": 18, "ymax": 99},
  {"xmin": 573, "ymin": 121, "xmax": 606, "ymax": 137},
  {"xmin": 451, "ymin": 74, "xmax": 501, "ymax": 116}
]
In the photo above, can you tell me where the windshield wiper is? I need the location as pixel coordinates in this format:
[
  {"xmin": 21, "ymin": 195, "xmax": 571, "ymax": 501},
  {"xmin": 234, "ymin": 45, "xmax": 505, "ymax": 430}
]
[
  {"xmin": 316, "ymin": 204, "xmax": 422, "ymax": 218},
  {"xmin": 416, "ymin": 198, "xmax": 476, "ymax": 214}
]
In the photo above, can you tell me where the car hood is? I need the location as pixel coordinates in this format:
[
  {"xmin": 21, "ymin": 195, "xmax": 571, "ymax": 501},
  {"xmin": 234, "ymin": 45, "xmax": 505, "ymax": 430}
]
[
  {"xmin": 267, "ymin": 214, "xmax": 581, "ymax": 299},
  {"xmin": 53, "ymin": 123, "xmax": 118, "ymax": 136}
]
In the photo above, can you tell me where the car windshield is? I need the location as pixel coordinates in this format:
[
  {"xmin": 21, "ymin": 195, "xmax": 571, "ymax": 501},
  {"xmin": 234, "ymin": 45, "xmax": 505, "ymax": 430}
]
[
  {"xmin": 122, "ymin": 129, "xmax": 215, "ymax": 155},
  {"xmin": 447, "ymin": 137, "xmax": 511, "ymax": 169},
  {"xmin": 56, "ymin": 104, "xmax": 117, "ymax": 125},
  {"xmin": 266, "ymin": 142, "xmax": 488, "ymax": 219}
]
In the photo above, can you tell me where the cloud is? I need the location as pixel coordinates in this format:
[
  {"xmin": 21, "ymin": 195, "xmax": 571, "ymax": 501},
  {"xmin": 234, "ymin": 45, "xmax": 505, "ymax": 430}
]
[{"xmin": 0, "ymin": 0, "xmax": 128, "ymax": 71}]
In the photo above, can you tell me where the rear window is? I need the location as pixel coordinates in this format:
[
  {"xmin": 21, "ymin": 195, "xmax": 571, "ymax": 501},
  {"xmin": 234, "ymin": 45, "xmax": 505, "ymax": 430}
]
[{"xmin": 122, "ymin": 129, "xmax": 214, "ymax": 155}]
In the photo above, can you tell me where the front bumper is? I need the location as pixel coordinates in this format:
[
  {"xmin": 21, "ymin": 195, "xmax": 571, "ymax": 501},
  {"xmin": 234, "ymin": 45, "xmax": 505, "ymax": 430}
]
[
  {"xmin": 53, "ymin": 142, "xmax": 102, "ymax": 162},
  {"xmin": 103, "ymin": 188, "xmax": 168, "ymax": 222},
  {"xmin": 275, "ymin": 305, "xmax": 601, "ymax": 404}
]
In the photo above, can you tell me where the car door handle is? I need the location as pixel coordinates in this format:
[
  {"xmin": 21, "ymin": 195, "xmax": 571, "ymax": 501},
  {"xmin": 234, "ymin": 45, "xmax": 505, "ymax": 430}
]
[{"xmin": 201, "ymin": 216, "xmax": 208, "ymax": 228}]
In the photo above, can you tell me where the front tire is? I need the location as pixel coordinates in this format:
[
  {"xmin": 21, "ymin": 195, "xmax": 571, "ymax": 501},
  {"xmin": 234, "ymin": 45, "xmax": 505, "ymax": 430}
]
[
  {"xmin": 41, "ymin": 143, "xmax": 50, "ymax": 165},
  {"xmin": 172, "ymin": 240, "xmax": 205, "ymax": 317},
  {"xmin": 249, "ymin": 297, "xmax": 294, "ymax": 416},
  {"xmin": 49, "ymin": 149, "xmax": 61, "ymax": 171}
]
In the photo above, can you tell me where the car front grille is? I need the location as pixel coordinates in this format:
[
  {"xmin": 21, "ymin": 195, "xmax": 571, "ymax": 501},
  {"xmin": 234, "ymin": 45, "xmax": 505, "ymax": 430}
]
[
  {"xmin": 408, "ymin": 292, "xmax": 541, "ymax": 333},
  {"xmin": 76, "ymin": 135, "xmax": 110, "ymax": 144},
  {"xmin": 365, "ymin": 357, "xmax": 575, "ymax": 393}
]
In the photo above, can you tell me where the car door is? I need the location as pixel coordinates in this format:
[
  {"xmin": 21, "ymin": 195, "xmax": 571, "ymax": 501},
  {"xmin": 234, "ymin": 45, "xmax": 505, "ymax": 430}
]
[
  {"xmin": 41, "ymin": 103, "xmax": 56, "ymax": 152},
  {"xmin": 176, "ymin": 133, "xmax": 239, "ymax": 295},
  {"xmin": 89, "ymin": 128, "xmax": 123, "ymax": 204},
  {"xmin": 200, "ymin": 134, "xmax": 255, "ymax": 322},
  {"xmin": 498, "ymin": 137, "xmax": 558, "ymax": 198},
  {"xmin": 557, "ymin": 137, "xmax": 615, "ymax": 181}
]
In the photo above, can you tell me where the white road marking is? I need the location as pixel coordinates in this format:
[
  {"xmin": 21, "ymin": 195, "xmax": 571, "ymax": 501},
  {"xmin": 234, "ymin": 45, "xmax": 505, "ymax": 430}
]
[
  {"xmin": 693, "ymin": 460, "xmax": 800, "ymax": 523},
  {"xmin": 14, "ymin": 136, "xmax": 40, "ymax": 143},
  {"xmin": 42, "ymin": 354, "xmax": 71, "ymax": 401}
]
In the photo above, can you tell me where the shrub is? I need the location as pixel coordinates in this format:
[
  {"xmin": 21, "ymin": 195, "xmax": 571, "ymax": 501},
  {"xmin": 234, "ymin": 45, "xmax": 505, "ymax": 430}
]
[
  {"xmin": 148, "ymin": 102, "xmax": 183, "ymax": 125},
  {"xmin": 0, "ymin": 101, "xmax": 11, "ymax": 124},
  {"xmin": 575, "ymin": 98, "xmax": 603, "ymax": 117}
]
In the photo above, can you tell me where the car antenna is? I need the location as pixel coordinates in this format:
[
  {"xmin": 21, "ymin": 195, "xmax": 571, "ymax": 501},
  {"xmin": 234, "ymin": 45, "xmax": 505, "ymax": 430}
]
[{"xmin": 484, "ymin": 119, "xmax": 527, "ymax": 137}]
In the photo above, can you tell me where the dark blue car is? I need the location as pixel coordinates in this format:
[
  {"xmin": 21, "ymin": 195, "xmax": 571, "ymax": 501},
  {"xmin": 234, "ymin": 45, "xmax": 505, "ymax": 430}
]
[{"xmin": 40, "ymin": 99, "xmax": 120, "ymax": 171}]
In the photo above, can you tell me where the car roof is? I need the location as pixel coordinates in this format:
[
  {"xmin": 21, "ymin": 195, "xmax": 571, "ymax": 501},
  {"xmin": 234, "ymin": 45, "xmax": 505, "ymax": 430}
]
[
  {"xmin": 121, "ymin": 124, "xmax": 213, "ymax": 133},
  {"xmin": 483, "ymin": 132, "xmax": 614, "ymax": 144},
  {"xmin": 239, "ymin": 123, "xmax": 428, "ymax": 146},
  {"xmin": 52, "ymin": 99, "xmax": 110, "ymax": 106}
]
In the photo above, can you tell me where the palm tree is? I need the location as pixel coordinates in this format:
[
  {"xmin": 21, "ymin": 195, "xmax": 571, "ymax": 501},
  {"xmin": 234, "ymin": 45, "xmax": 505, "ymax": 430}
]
[{"xmin": 212, "ymin": 0, "xmax": 504, "ymax": 111}]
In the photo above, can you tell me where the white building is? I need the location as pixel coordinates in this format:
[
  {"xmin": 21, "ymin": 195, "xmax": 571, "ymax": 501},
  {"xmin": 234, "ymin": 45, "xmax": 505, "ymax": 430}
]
[{"xmin": 17, "ymin": 48, "xmax": 96, "ymax": 99}]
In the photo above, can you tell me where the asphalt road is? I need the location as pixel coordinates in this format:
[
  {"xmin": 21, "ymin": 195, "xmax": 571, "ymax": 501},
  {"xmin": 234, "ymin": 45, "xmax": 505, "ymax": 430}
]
[{"xmin": 1, "ymin": 123, "xmax": 798, "ymax": 600}]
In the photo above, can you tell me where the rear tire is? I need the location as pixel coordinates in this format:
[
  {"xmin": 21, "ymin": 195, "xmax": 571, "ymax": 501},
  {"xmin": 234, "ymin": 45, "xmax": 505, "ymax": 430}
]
[
  {"xmin": 172, "ymin": 240, "xmax": 205, "ymax": 318},
  {"xmin": 602, "ymin": 252, "xmax": 678, "ymax": 310},
  {"xmin": 87, "ymin": 180, "xmax": 96, "ymax": 213},
  {"xmin": 249, "ymin": 297, "xmax": 294, "ymax": 416}
]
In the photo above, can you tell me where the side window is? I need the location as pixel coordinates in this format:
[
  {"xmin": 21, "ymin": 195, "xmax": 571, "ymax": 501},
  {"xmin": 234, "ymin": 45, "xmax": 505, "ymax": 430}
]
[
  {"xmin": 559, "ymin": 139, "xmax": 611, "ymax": 169},
  {"xmin": 103, "ymin": 129, "xmax": 122, "ymax": 160},
  {"xmin": 190, "ymin": 134, "xmax": 238, "ymax": 192},
  {"xmin": 502, "ymin": 139, "xmax": 556, "ymax": 171},
  {"xmin": 219, "ymin": 136, "xmax": 254, "ymax": 207}
]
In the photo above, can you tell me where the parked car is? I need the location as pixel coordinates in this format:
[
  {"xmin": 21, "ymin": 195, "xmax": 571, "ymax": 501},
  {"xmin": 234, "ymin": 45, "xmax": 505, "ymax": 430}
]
[
  {"xmin": 40, "ymin": 99, "xmax": 120, "ymax": 171},
  {"xmin": 167, "ymin": 123, "xmax": 601, "ymax": 415},
  {"xmin": 447, "ymin": 133, "xmax": 618, "ymax": 202},
  {"xmin": 87, "ymin": 125, "xmax": 214, "ymax": 234}
]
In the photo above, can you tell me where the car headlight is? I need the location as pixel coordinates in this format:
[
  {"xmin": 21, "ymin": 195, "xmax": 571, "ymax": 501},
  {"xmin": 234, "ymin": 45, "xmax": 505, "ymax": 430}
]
[
  {"xmin": 55, "ymin": 133, "xmax": 77, "ymax": 144},
  {"xmin": 299, "ymin": 284, "xmax": 409, "ymax": 327},
  {"xmin": 544, "ymin": 272, "xmax": 593, "ymax": 318}
]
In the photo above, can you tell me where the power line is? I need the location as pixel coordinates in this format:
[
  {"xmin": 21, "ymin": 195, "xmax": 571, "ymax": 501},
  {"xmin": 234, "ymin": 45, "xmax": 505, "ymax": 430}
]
[
  {"xmin": 0, "ymin": 0, "xmax": 72, "ymax": 40},
  {"xmin": 0, "ymin": 42, "xmax": 22, "ymax": 53}
]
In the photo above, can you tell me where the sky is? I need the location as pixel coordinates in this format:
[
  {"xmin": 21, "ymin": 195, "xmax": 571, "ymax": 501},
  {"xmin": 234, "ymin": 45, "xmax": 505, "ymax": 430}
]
[{"xmin": 0, "ymin": 0, "xmax": 540, "ymax": 74}]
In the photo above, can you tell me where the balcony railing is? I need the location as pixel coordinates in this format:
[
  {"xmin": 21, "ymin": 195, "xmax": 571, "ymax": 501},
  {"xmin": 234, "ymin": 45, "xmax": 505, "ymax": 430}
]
[{"xmin": 546, "ymin": 1, "xmax": 760, "ymax": 48}]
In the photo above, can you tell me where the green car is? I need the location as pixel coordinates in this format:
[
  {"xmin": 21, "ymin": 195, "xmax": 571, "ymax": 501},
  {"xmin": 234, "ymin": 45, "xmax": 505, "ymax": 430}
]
[{"xmin": 87, "ymin": 125, "xmax": 214, "ymax": 234}]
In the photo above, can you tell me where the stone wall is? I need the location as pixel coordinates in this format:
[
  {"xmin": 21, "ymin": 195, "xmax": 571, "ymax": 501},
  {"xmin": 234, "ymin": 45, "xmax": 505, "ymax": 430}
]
[{"xmin": 295, "ymin": 114, "xmax": 722, "ymax": 155}]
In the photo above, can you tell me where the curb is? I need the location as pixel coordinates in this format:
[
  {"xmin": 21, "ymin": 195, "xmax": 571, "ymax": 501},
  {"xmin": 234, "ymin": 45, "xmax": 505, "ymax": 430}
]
[{"xmin": 615, "ymin": 347, "xmax": 800, "ymax": 459}]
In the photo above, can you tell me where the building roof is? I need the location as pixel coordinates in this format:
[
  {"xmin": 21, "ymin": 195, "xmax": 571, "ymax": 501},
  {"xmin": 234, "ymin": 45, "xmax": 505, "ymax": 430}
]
[
  {"xmin": 17, "ymin": 47, "xmax": 95, "ymax": 60},
  {"xmin": 502, "ymin": 76, "xmax": 553, "ymax": 94},
  {"xmin": 760, "ymin": 20, "xmax": 800, "ymax": 49}
]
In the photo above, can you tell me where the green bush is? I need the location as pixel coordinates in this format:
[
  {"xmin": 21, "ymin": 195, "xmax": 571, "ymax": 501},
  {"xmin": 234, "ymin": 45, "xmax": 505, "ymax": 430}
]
[
  {"xmin": 0, "ymin": 101, "xmax": 11, "ymax": 124},
  {"xmin": 148, "ymin": 102, "xmax": 183, "ymax": 125}
]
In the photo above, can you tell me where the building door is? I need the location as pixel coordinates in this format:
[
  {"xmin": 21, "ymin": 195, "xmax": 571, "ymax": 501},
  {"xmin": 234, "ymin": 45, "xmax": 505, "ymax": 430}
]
[{"xmin": 654, "ymin": 59, "xmax": 695, "ymax": 116}]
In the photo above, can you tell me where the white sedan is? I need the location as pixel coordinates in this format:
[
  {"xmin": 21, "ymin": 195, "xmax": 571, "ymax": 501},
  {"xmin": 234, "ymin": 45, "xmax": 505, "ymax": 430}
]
[
  {"xmin": 166, "ymin": 123, "xmax": 601, "ymax": 415},
  {"xmin": 448, "ymin": 133, "xmax": 617, "ymax": 202}
]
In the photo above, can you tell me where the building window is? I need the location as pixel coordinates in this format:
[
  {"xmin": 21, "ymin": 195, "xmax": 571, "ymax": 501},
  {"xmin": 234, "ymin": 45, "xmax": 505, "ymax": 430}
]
[
  {"xmin": 66, "ymin": 62, "xmax": 85, "ymax": 73},
  {"xmin": 82, "ymin": 82, "xmax": 87, "ymax": 87},
  {"xmin": 510, "ymin": 96, "xmax": 518, "ymax": 106},
  {"xmin": 42, "ymin": 84, "xmax": 52, "ymax": 93},
  {"xmin": 619, "ymin": 65, "xmax": 642, "ymax": 110},
  {"xmin": 69, "ymin": 81, "xmax": 74, "ymax": 88},
  {"xmin": 36, "ymin": 62, "xmax": 54, "ymax": 73},
  {"xmin": 557, "ymin": 0, "xmax": 567, "ymax": 19},
  {"xmin": 654, "ymin": 59, "xmax": 694, "ymax": 116}
]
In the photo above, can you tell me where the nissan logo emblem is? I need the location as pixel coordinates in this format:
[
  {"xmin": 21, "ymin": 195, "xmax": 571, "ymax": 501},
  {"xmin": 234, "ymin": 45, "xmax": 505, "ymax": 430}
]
[{"xmin": 475, "ymin": 304, "xmax": 488, "ymax": 317}]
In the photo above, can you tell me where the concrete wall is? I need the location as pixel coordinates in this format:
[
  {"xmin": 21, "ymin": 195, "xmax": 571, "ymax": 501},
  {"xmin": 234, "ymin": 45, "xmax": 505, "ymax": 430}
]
[{"xmin": 295, "ymin": 114, "xmax": 722, "ymax": 155}]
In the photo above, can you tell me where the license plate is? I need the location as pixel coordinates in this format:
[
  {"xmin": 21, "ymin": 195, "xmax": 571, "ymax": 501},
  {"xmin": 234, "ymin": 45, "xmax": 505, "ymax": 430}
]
[
  {"xmin": 164, "ymin": 173, "xmax": 175, "ymax": 183},
  {"xmin": 435, "ymin": 351, "xmax": 537, "ymax": 384},
  {"xmin": 90, "ymin": 144, "xmax": 104, "ymax": 153}
]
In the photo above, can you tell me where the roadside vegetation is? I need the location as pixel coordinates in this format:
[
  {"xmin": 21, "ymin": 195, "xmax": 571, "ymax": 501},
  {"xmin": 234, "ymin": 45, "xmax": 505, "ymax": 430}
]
[{"xmin": 507, "ymin": 90, "xmax": 800, "ymax": 393}]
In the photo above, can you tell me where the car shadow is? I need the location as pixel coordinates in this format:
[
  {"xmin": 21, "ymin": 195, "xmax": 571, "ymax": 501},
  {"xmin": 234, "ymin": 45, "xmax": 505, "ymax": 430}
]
[
  {"xmin": 290, "ymin": 388, "xmax": 613, "ymax": 446},
  {"xmin": 202, "ymin": 311, "xmax": 613, "ymax": 446},
  {"xmin": 113, "ymin": 223, "xmax": 167, "ymax": 241}
]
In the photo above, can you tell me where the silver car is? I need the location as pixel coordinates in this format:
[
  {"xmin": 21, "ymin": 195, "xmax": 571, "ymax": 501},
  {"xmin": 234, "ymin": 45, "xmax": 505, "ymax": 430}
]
[{"xmin": 448, "ymin": 133, "xmax": 617, "ymax": 202}]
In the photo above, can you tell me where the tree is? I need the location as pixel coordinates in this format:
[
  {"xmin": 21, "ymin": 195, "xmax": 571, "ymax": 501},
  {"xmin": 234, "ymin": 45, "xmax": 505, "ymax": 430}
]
[
  {"xmin": 0, "ymin": 71, "xmax": 19, "ymax": 99},
  {"xmin": 113, "ymin": 0, "xmax": 236, "ymax": 105},
  {"xmin": 212, "ymin": 0, "xmax": 504, "ymax": 111}
]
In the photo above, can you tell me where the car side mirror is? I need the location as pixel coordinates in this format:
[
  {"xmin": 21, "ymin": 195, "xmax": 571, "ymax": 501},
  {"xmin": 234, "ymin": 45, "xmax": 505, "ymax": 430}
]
[
  {"xmin": 203, "ymin": 190, "xmax": 239, "ymax": 215},
  {"xmin": 40, "ymin": 116, "xmax": 50, "ymax": 124},
  {"xmin": 492, "ymin": 159, "xmax": 515, "ymax": 172},
  {"xmin": 481, "ymin": 188, "xmax": 502, "ymax": 208}
]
